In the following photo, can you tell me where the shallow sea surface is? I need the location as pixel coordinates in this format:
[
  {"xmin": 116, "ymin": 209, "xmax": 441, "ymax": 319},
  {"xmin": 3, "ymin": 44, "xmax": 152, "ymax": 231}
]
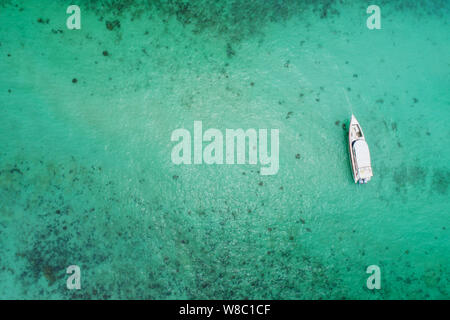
[{"xmin": 0, "ymin": 0, "xmax": 449, "ymax": 299}]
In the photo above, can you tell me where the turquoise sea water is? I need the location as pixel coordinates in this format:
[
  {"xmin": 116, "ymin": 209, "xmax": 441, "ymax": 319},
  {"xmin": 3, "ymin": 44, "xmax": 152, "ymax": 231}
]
[{"xmin": 0, "ymin": 0, "xmax": 449, "ymax": 299}]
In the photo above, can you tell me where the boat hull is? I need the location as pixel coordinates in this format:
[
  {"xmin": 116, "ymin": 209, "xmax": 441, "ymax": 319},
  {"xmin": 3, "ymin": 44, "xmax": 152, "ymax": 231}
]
[{"xmin": 348, "ymin": 115, "xmax": 373, "ymax": 184}]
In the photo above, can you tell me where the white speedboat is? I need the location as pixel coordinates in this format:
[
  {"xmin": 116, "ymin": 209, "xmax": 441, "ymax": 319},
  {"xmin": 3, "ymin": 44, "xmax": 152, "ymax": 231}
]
[{"xmin": 349, "ymin": 115, "xmax": 373, "ymax": 184}]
